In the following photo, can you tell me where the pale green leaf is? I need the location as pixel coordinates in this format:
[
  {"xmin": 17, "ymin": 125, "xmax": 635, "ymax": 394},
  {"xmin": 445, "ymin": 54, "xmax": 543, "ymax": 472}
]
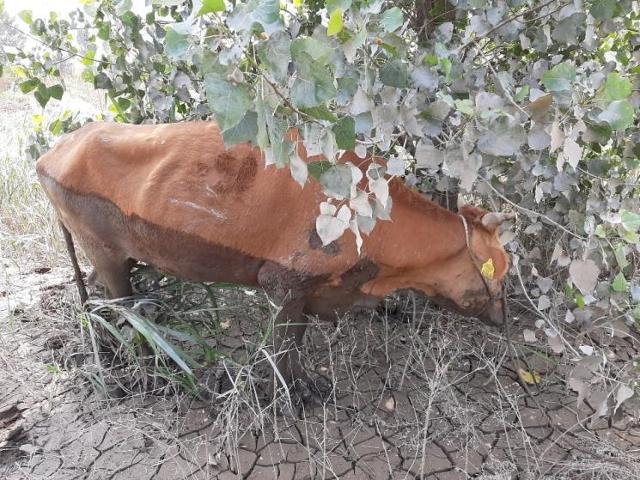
[
  {"xmin": 291, "ymin": 52, "xmax": 336, "ymax": 108},
  {"xmin": 614, "ymin": 244, "xmax": 629, "ymax": 269},
  {"xmin": 380, "ymin": 7, "xmax": 403, "ymax": 32},
  {"xmin": 198, "ymin": 0, "xmax": 225, "ymax": 15},
  {"xmin": 621, "ymin": 210, "xmax": 640, "ymax": 232},
  {"xmin": 204, "ymin": 72, "xmax": 252, "ymax": 130},
  {"xmin": 291, "ymin": 37, "xmax": 333, "ymax": 64},
  {"xmin": 222, "ymin": 111, "xmax": 258, "ymax": 146},
  {"xmin": 542, "ymin": 63, "xmax": 576, "ymax": 92},
  {"xmin": 598, "ymin": 100, "xmax": 635, "ymax": 131},
  {"xmin": 603, "ymin": 73, "xmax": 632, "ymax": 102},
  {"xmin": 165, "ymin": 26, "xmax": 190, "ymax": 60},
  {"xmin": 612, "ymin": 272, "xmax": 628, "ymax": 293},
  {"xmin": 227, "ymin": 0, "xmax": 281, "ymax": 34},
  {"xmin": 316, "ymin": 213, "xmax": 348, "ymax": 245},
  {"xmin": 514, "ymin": 85, "xmax": 529, "ymax": 103},
  {"xmin": 289, "ymin": 151, "xmax": 308, "ymax": 187},
  {"xmin": 326, "ymin": 0, "xmax": 351, "ymax": 14},
  {"xmin": 18, "ymin": 10, "xmax": 32, "ymax": 25},
  {"xmin": 455, "ymin": 99, "xmax": 474, "ymax": 116},
  {"xmin": 258, "ymin": 31, "xmax": 291, "ymax": 84},
  {"xmin": 380, "ymin": 60, "xmax": 409, "ymax": 88},
  {"xmin": 327, "ymin": 8, "xmax": 343, "ymax": 36},
  {"xmin": 320, "ymin": 164, "xmax": 352, "ymax": 198}
]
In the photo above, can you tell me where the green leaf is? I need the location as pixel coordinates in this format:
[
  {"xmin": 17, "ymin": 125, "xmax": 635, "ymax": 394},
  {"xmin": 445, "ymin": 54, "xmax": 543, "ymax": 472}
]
[
  {"xmin": 380, "ymin": 7, "xmax": 403, "ymax": 32},
  {"xmin": 291, "ymin": 52, "xmax": 336, "ymax": 108},
  {"xmin": 291, "ymin": 37, "xmax": 333, "ymax": 65},
  {"xmin": 454, "ymin": 99, "xmax": 474, "ymax": 116},
  {"xmin": 327, "ymin": 8, "xmax": 343, "ymax": 36},
  {"xmin": 622, "ymin": 229, "xmax": 639, "ymax": 244},
  {"xmin": 514, "ymin": 85, "xmax": 529, "ymax": 103},
  {"xmin": 109, "ymin": 93, "xmax": 127, "ymax": 119},
  {"xmin": 116, "ymin": 97, "xmax": 130, "ymax": 111},
  {"xmin": 300, "ymin": 105, "xmax": 338, "ymax": 122},
  {"xmin": 603, "ymin": 73, "xmax": 632, "ymax": 102},
  {"xmin": 34, "ymin": 88, "xmax": 50, "ymax": 109},
  {"xmin": 621, "ymin": 210, "xmax": 640, "ymax": 232},
  {"xmin": 49, "ymin": 119, "xmax": 64, "ymax": 135},
  {"xmin": 198, "ymin": 0, "xmax": 225, "ymax": 15},
  {"xmin": 379, "ymin": 60, "xmax": 409, "ymax": 88},
  {"xmin": 597, "ymin": 100, "xmax": 635, "ymax": 131},
  {"xmin": 81, "ymin": 69, "xmax": 94, "ymax": 83},
  {"xmin": 81, "ymin": 49, "xmax": 96, "ymax": 66},
  {"xmin": 165, "ymin": 25, "xmax": 190, "ymax": 60},
  {"xmin": 18, "ymin": 10, "xmax": 32, "ymax": 25},
  {"xmin": 266, "ymin": 116, "xmax": 290, "ymax": 167},
  {"xmin": 19, "ymin": 79, "xmax": 39, "ymax": 94},
  {"xmin": 541, "ymin": 63, "xmax": 576, "ymax": 92},
  {"xmin": 333, "ymin": 116, "xmax": 355, "ymax": 150},
  {"xmin": 97, "ymin": 22, "xmax": 111, "ymax": 41},
  {"xmin": 614, "ymin": 244, "xmax": 629, "ymax": 269},
  {"xmin": 204, "ymin": 72, "xmax": 253, "ymax": 130},
  {"xmin": 222, "ymin": 111, "xmax": 258, "ymax": 146},
  {"xmin": 257, "ymin": 31, "xmax": 291, "ymax": 84},
  {"xmin": 612, "ymin": 273, "xmax": 628, "ymax": 293},
  {"xmin": 93, "ymin": 72, "xmax": 112, "ymax": 89},
  {"xmin": 308, "ymin": 160, "xmax": 333, "ymax": 180},
  {"xmin": 48, "ymin": 84, "xmax": 64, "ymax": 100},
  {"xmin": 590, "ymin": 0, "xmax": 618, "ymax": 20}
]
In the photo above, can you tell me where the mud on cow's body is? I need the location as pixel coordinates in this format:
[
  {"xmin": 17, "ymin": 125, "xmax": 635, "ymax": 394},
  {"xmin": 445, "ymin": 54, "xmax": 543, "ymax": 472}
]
[{"xmin": 36, "ymin": 121, "xmax": 513, "ymax": 393}]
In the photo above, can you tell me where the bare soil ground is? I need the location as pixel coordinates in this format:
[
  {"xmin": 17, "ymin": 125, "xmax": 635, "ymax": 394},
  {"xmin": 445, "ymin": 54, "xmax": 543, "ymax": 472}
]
[
  {"xmin": 2, "ymin": 260, "xmax": 640, "ymax": 479},
  {"xmin": 1, "ymin": 77, "xmax": 640, "ymax": 480}
]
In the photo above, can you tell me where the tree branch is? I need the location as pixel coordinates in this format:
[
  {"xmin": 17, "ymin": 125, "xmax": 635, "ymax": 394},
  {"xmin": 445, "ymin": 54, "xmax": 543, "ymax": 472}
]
[{"xmin": 4, "ymin": 22, "xmax": 111, "ymax": 66}]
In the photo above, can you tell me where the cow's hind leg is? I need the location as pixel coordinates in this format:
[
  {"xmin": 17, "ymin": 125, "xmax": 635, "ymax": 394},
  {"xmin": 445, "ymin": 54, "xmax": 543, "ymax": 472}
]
[{"xmin": 76, "ymin": 236, "xmax": 133, "ymax": 299}]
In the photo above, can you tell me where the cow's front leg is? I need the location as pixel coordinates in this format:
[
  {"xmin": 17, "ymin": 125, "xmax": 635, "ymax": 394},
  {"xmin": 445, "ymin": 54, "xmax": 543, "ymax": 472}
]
[
  {"xmin": 272, "ymin": 298, "xmax": 331, "ymax": 405},
  {"xmin": 272, "ymin": 297, "xmax": 307, "ymax": 388},
  {"xmin": 257, "ymin": 261, "xmax": 329, "ymax": 403}
]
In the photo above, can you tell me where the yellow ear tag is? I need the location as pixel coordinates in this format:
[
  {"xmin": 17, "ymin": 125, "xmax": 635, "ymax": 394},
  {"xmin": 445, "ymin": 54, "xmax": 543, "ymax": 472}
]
[{"xmin": 480, "ymin": 258, "xmax": 495, "ymax": 280}]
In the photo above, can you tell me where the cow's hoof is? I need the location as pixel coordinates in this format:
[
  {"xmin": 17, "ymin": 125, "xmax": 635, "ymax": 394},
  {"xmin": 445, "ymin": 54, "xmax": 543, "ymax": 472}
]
[{"xmin": 293, "ymin": 374, "xmax": 333, "ymax": 408}]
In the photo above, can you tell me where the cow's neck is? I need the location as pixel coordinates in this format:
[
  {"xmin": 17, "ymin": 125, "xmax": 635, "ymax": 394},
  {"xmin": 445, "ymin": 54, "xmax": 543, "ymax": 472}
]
[{"xmin": 362, "ymin": 181, "xmax": 466, "ymax": 297}]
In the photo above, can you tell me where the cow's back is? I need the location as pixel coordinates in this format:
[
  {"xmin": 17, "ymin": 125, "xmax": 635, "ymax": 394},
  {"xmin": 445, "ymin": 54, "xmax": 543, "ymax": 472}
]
[{"xmin": 36, "ymin": 122, "xmax": 360, "ymax": 280}]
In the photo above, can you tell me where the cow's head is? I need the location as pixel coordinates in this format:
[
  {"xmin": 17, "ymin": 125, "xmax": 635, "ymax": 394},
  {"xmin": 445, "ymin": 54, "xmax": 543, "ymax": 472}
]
[{"xmin": 426, "ymin": 205, "xmax": 513, "ymax": 328}]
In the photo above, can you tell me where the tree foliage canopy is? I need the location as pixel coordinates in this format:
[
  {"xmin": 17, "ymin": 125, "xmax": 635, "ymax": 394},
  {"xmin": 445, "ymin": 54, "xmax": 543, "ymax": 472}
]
[{"xmin": 1, "ymin": 1, "xmax": 640, "ymax": 396}]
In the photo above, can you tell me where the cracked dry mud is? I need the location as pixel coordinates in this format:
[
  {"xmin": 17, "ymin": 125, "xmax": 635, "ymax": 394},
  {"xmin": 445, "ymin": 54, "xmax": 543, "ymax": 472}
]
[{"xmin": 1, "ymin": 264, "xmax": 639, "ymax": 479}]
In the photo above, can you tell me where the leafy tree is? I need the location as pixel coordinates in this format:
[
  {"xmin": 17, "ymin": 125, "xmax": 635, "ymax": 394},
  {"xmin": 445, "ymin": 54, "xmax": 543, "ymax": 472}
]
[{"xmin": 2, "ymin": 0, "xmax": 639, "ymax": 403}]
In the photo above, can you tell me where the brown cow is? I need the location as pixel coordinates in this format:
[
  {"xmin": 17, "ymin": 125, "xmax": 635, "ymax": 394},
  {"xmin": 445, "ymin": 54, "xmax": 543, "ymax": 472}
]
[{"xmin": 36, "ymin": 121, "xmax": 513, "ymax": 396}]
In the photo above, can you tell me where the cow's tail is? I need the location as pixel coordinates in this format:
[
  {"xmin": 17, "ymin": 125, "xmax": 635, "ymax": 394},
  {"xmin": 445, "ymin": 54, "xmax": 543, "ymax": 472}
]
[{"xmin": 59, "ymin": 221, "xmax": 88, "ymax": 304}]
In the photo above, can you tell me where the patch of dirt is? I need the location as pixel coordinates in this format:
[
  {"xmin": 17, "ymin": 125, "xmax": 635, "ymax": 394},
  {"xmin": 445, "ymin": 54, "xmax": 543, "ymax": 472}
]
[{"xmin": 1, "ymin": 263, "xmax": 639, "ymax": 480}]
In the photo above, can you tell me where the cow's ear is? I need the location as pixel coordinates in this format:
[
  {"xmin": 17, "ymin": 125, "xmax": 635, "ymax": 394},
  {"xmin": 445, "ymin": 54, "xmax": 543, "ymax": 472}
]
[
  {"xmin": 480, "ymin": 212, "xmax": 516, "ymax": 232},
  {"xmin": 460, "ymin": 205, "xmax": 515, "ymax": 233},
  {"xmin": 459, "ymin": 204, "xmax": 488, "ymax": 224}
]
